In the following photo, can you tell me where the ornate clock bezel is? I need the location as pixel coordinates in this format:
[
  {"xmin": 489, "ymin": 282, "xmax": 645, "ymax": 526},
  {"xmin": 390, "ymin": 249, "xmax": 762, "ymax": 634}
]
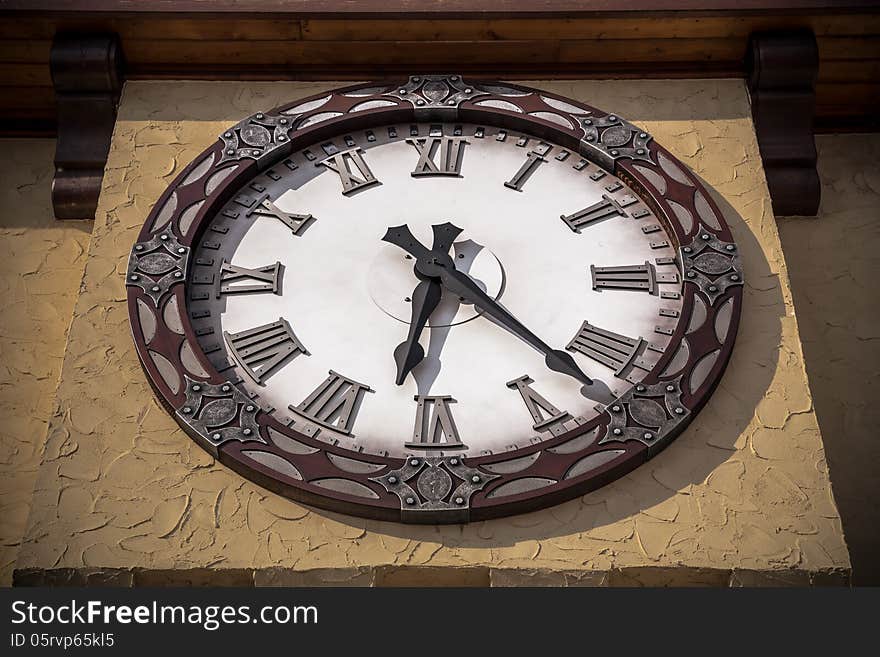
[{"xmin": 126, "ymin": 75, "xmax": 743, "ymax": 524}]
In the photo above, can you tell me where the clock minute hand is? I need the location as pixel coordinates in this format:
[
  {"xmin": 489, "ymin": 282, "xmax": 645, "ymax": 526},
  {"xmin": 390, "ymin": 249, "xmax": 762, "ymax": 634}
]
[
  {"xmin": 437, "ymin": 266, "xmax": 594, "ymax": 387},
  {"xmin": 393, "ymin": 278, "xmax": 442, "ymax": 385}
]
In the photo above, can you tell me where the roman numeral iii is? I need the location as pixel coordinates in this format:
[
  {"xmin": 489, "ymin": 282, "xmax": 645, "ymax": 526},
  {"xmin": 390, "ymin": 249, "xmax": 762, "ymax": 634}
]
[
  {"xmin": 224, "ymin": 319, "xmax": 308, "ymax": 384},
  {"xmin": 218, "ymin": 260, "xmax": 282, "ymax": 297},
  {"xmin": 319, "ymin": 147, "xmax": 379, "ymax": 195},
  {"xmin": 406, "ymin": 395, "xmax": 466, "ymax": 450},
  {"xmin": 408, "ymin": 136, "xmax": 467, "ymax": 177},
  {"xmin": 291, "ymin": 370, "xmax": 374, "ymax": 435}
]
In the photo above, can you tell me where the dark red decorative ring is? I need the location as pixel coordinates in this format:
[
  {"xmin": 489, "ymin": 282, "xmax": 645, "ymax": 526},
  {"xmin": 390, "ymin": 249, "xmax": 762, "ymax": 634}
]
[{"xmin": 126, "ymin": 76, "xmax": 742, "ymax": 523}]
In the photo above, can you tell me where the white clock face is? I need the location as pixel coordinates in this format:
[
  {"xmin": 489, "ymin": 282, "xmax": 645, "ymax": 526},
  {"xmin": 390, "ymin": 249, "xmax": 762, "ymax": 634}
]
[{"xmin": 188, "ymin": 122, "xmax": 683, "ymax": 458}]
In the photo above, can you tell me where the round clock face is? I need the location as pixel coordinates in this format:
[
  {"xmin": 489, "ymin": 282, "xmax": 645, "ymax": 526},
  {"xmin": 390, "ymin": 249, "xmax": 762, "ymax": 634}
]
[{"xmin": 127, "ymin": 77, "xmax": 743, "ymax": 523}]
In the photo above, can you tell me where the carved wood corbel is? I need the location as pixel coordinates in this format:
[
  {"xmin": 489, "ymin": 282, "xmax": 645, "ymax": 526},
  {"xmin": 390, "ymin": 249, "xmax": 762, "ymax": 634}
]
[
  {"xmin": 747, "ymin": 30, "xmax": 821, "ymax": 216},
  {"xmin": 50, "ymin": 33, "xmax": 125, "ymax": 220}
]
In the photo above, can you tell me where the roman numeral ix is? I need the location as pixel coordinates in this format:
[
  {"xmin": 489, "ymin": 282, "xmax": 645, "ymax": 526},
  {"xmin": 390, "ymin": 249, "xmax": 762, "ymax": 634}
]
[
  {"xmin": 408, "ymin": 136, "xmax": 467, "ymax": 177},
  {"xmin": 406, "ymin": 395, "xmax": 466, "ymax": 450},
  {"xmin": 506, "ymin": 375, "xmax": 572, "ymax": 437},
  {"xmin": 319, "ymin": 147, "xmax": 379, "ymax": 195},
  {"xmin": 291, "ymin": 370, "xmax": 374, "ymax": 435},
  {"xmin": 218, "ymin": 260, "xmax": 282, "ymax": 297},
  {"xmin": 224, "ymin": 319, "xmax": 308, "ymax": 384}
]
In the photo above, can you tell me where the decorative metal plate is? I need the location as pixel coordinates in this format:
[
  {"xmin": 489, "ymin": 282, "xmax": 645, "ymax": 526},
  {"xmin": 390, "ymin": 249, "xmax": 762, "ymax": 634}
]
[{"xmin": 127, "ymin": 76, "xmax": 742, "ymax": 523}]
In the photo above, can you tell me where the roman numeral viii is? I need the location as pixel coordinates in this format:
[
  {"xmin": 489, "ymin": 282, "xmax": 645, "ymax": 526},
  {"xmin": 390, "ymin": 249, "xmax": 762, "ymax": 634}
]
[
  {"xmin": 291, "ymin": 370, "xmax": 374, "ymax": 435},
  {"xmin": 319, "ymin": 147, "xmax": 379, "ymax": 195},
  {"xmin": 218, "ymin": 260, "xmax": 282, "ymax": 297},
  {"xmin": 408, "ymin": 137, "xmax": 467, "ymax": 177},
  {"xmin": 406, "ymin": 395, "xmax": 466, "ymax": 450},
  {"xmin": 224, "ymin": 319, "xmax": 308, "ymax": 384}
]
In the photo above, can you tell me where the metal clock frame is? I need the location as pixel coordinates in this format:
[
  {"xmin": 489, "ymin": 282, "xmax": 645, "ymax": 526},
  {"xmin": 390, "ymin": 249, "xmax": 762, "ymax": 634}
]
[{"xmin": 126, "ymin": 75, "xmax": 743, "ymax": 524}]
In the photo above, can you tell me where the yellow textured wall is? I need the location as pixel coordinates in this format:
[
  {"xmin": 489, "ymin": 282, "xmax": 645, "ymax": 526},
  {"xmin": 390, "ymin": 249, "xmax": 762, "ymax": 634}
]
[
  {"xmin": 778, "ymin": 134, "xmax": 880, "ymax": 584},
  {"xmin": 0, "ymin": 140, "xmax": 92, "ymax": 585},
  {"xmin": 9, "ymin": 80, "xmax": 851, "ymax": 586}
]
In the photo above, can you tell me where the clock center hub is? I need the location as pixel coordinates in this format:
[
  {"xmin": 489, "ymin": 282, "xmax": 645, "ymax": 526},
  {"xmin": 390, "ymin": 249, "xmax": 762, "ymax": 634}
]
[{"xmin": 367, "ymin": 239, "xmax": 505, "ymax": 328}]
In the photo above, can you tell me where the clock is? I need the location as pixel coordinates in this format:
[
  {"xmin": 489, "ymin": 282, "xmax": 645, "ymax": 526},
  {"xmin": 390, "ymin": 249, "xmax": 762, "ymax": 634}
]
[{"xmin": 127, "ymin": 76, "xmax": 743, "ymax": 523}]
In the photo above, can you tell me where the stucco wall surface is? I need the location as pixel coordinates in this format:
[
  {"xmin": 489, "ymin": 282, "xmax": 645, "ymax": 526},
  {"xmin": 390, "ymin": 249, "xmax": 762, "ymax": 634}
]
[
  {"xmin": 13, "ymin": 80, "xmax": 849, "ymax": 585},
  {"xmin": 778, "ymin": 134, "xmax": 880, "ymax": 585},
  {"xmin": 0, "ymin": 140, "xmax": 92, "ymax": 585}
]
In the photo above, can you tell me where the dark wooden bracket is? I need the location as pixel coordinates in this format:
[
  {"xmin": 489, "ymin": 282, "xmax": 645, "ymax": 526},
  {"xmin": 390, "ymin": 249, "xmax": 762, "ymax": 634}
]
[
  {"xmin": 747, "ymin": 30, "xmax": 820, "ymax": 216},
  {"xmin": 50, "ymin": 33, "xmax": 125, "ymax": 220}
]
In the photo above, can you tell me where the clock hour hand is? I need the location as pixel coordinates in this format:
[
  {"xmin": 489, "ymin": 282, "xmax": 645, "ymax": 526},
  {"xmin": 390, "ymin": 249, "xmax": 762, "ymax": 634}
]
[
  {"xmin": 382, "ymin": 222, "xmax": 462, "ymax": 262},
  {"xmin": 437, "ymin": 265, "xmax": 594, "ymax": 387},
  {"xmin": 393, "ymin": 278, "xmax": 442, "ymax": 385}
]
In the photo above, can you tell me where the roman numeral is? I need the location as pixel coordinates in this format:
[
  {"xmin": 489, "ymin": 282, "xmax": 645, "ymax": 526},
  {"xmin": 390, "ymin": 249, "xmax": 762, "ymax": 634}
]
[
  {"xmin": 566, "ymin": 321, "xmax": 655, "ymax": 377},
  {"xmin": 291, "ymin": 370, "xmax": 373, "ymax": 435},
  {"xmin": 247, "ymin": 193, "xmax": 313, "ymax": 235},
  {"xmin": 561, "ymin": 194, "xmax": 632, "ymax": 233},
  {"xmin": 408, "ymin": 136, "xmax": 467, "ymax": 177},
  {"xmin": 224, "ymin": 319, "xmax": 308, "ymax": 384},
  {"xmin": 590, "ymin": 261, "xmax": 679, "ymax": 294},
  {"xmin": 218, "ymin": 260, "xmax": 281, "ymax": 297},
  {"xmin": 504, "ymin": 143, "xmax": 550, "ymax": 191},
  {"xmin": 406, "ymin": 395, "xmax": 466, "ymax": 450},
  {"xmin": 506, "ymin": 375, "xmax": 571, "ymax": 436},
  {"xmin": 319, "ymin": 147, "xmax": 379, "ymax": 195}
]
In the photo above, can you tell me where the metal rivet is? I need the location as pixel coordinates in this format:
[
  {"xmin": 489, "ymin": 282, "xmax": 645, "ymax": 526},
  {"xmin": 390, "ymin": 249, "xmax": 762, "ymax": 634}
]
[
  {"xmin": 586, "ymin": 135, "xmax": 595, "ymax": 141},
  {"xmin": 465, "ymin": 88, "xmax": 473, "ymax": 94},
  {"xmin": 708, "ymin": 285, "xmax": 718, "ymax": 292},
  {"xmin": 447, "ymin": 99, "xmax": 456, "ymax": 105},
  {"xmin": 455, "ymin": 496, "xmax": 465, "ymax": 505},
  {"xmin": 683, "ymin": 246, "xmax": 692, "ymax": 253},
  {"xmin": 450, "ymin": 458, "xmax": 459, "ymax": 465},
  {"xmin": 702, "ymin": 233, "xmax": 711, "ymax": 240},
  {"xmin": 177, "ymin": 247, "xmax": 186, "ymax": 254},
  {"xmin": 613, "ymin": 428, "xmax": 623, "ymax": 436},
  {"xmin": 666, "ymin": 385, "xmax": 675, "ymax": 392},
  {"xmin": 637, "ymin": 149, "xmax": 645, "ymax": 155},
  {"xmin": 151, "ymin": 285, "xmax": 161, "ymax": 292},
  {"xmin": 416, "ymin": 99, "xmax": 425, "ymax": 106},
  {"xmin": 279, "ymin": 118, "xmax": 288, "ymax": 125},
  {"xmin": 212, "ymin": 433, "xmax": 221, "ymax": 441},
  {"xmin": 450, "ymin": 76, "xmax": 457, "ymax": 81},
  {"xmin": 192, "ymin": 386, "xmax": 202, "ymax": 394},
  {"xmin": 160, "ymin": 234, "xmax": 169, "ymax": 240},
  {"xmin": 409, "ymin": 458, "xmax": 419, "ymax": 466},
  {"xmin": 471, "ymin": 475, "xmax": 480, "ymax": 483},
  {"xmin": 245, "ymin": 405, "xmax": 255, "ymax": 412},
  {"xmin": 610, "ymin": 150, "xmax": 619, "ymax": 156},
  {"xmin": 611, "ymin": 405, "xmax": 621, "ymax": 412},
  {"xmin": 726, "ymin": 244, "xmax": 736, "ymax": 251},
  {"xmin": 174, "ymin": 272, "xmax": 182, "ymax": 278},
  {"xmin": 608, "ymin": 115, "xmax": 617, "ymax": 121},
  {"xmin": 643, "ymin": 432, "xmax": 653, "ymax": 440},
  {"xmin": 221, "ymin": 385, "xmax": 230, "ymax": 392},
  {"xmin": 226, "ymin": 149, "xmax": 234, "ymax": 155},
  {"xmin": 730, "ymin": 274, "xmax": 739, "ymax": 281},
  {"xmin": 406, "ymin": 497, "xmax": 415, "ymax": 505},
  {"xmin": 675, "ymin": 407, "xmax": 684, "ymax": 415},
  {"xmin": 224, "ymin": 132, "xmax": 232, "ymax": 138},
  {"xmin": 256, "ymin": 113, "xmax": 264, "ymax": 119},
  {"xmin": 278, "ymin": 135, "xmax": 286, "ymax": 141},
  {"xmin": 129, "ymin": 274, "xmax": 139, "ymax": 281},
  {"xmin": 182, "ymin": 406, "xmax": 192, "ymax": 414},
  {"xmin": 404, "ymin": 297, "xmax": 411, "ymax": 303},
  {"xmin": 388, "ymin": 476, "xmax": 398, "ymax": 484},
  {"xmin": 639, "ymin": 132, "xmax": 647, "ymax": 138},
  {"xmin": 135, "ymin": 245, "xmax": 144, "ymax": 251},
  {"xmin": 399, "ymin": 88, "xmax": 407, "ymax": 94},
  {"xmin": 636, "ymin": 385, "xmax": 645, "ymax": 392},
  {"xmin": 414, "ymin": 76, "xmax": 422, "ymax": 82},
  {"xmin": 687, "ymin": 271, "xmax": 696, "ymax": 278},
  {"xmin": 252, "ymin": 150, "xmax": 260, "ymax": 156},
  {"xmin": 243, "ymin": 428, "xmax": 252, "ymax": 436},
  {"xmin": 583, "ymin": 119, "xmax": 592, "ymax": 126}
]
